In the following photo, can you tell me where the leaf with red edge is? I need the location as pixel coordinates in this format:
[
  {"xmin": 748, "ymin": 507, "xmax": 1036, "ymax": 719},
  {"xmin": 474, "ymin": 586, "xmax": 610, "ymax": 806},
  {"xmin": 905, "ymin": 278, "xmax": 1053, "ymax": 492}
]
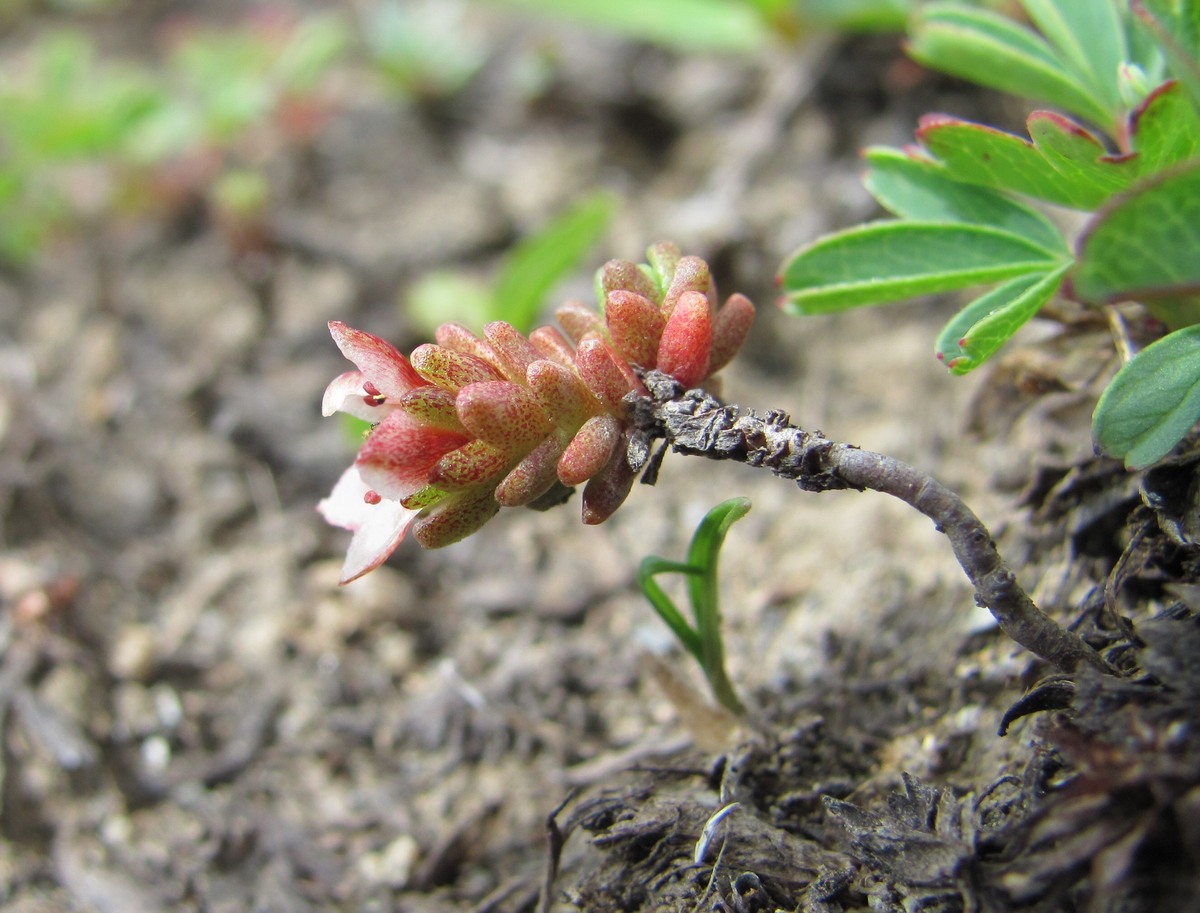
[{"xmin": 1130, "ymin": 80, "xmax": 1200, "ymax": 176}]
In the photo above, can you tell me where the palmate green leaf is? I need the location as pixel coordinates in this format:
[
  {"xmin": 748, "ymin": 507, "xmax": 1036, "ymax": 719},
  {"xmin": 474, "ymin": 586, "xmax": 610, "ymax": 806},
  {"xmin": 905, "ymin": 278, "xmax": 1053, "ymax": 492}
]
[
  {"xmin": 864, "ymin": 146, "xmax": 1067, "ymax": 252},
  {"xmin": 1071, "ymin": 160, "xmax": 1200, "ymax": 305},
  {"xmin": 908, "ymin": 3, "xmax": 1113, "ymax": 130},
  {"xmin": 918, "ymin": 114, "xmax": 1136, "ymax": 209},
  {"xmin": 1019, "ymin": 0, "xmax": 1127, "ymax": 114},
  {"xmin": 1093, "ymin": 325, "xmax": 1200, "ymax": 468},
  {"xmin": 779, "ymin": 221, "xmax": 1064, "ymax": 314},
  {"xmin": 485, "ymin": 0, "xmax": 770, "ymax": 53},
  {"xmin": 1130, "ymin": 80, "xmax": 1200, "ymax": 174},
  {"xmin": 935, "ymin": 264, "xmax": 1069, "ymax": 374},
  {"xmin": 493, "ymin": 190, "xmax": 616, "ymax": 332}
]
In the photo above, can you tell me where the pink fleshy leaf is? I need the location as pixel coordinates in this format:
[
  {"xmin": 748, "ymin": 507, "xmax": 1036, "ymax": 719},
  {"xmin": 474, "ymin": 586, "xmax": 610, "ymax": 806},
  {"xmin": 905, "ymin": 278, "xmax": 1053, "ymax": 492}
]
[
  {"xmin": 656, "ymin": 290, "xmax": 712, "ymax": 388},
  {"xmin": 356, "ymin": 410, "xmax": 469, "ymax": 499},
  {"xmin": 413, "ymin": 487, "xmax": 502, "ymax": 548},
  {"xmin": 430, "ymin": 439, "xmax": 512, "ymax": 488},
  {"xmin": 708, "ymin": 293, "xmax": 755, "ymax": 374},
  {"xmin": 318, "ymin": 466, "xmax": 419, "ymax": 583},
  {"xmin": 396, "ymin": 387, "xmax": 468, "ymax": 433},
  {"xmin": 526, "ymin": 360, "xmax": 600, "ymax": 429},
  {"xmin": 529, "ymin": 325, "xmax": 578, "ymax": 367},
  {"xmin": 329, "ymin": 321, "xmax": 427, "ymax": 399},
  {"xmin": 495, "ymin": 435, "xmax": 567, "ymax": 507},
  {"xmin": 484, "ymin": 322, "xmax": 543, "ymax": 381},
  {"xmin": 605, "ymin": 290, "xmax": 665, "ymax": 369},
  {"xmin": 597, "ymin": 258, "xmax": 659, "ymax": 302},
  {"xmin": 456, "ymin": 381, "xmax": 553, "ymax": 452},
  {"xmin": 661, "ymin": 257, "xmax": 713, "ymax": 322},
  {"xmin": 410, "ymin": 343, "xmax": 506, "ymax": 391},
  {"xmin": 556, "ymin": 300, "xmax": 606, "ymax": 343},
  {"xmin": 581, "ymin": 433, "xmax": 636, "ymax": 524},
  {"xmin": 574, "ymin": 335, "xmax": 642, "ymax": 413},
  {"xmin": 558, "ymin": 414, "xmax": 621, "ymax": 487}
]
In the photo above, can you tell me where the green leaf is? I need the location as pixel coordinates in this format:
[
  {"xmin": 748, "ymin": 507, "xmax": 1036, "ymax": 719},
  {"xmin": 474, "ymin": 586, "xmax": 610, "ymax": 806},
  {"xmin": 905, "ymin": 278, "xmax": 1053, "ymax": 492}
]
[
  {"xmin": 1134, "ymin": 0, "xmax": 1200, "ymax": 109},
  {"xmin": 484, "ymin": 0, "xmax": 771, "ymax": 53},
  {"xmin": 1129, "ymin": 80, "xmax": 1200, "ymax": 175},
  {"xmin": 1019, "ymin": 0, "xmax": 1127, "ymax": 114},
  {"xmin": 1093, "ymin": 325, "xmax": 1200, "ymax": 468},
  {"xmin": 1071, "ymin": 160, "xmax": 1200, "ymax": 305},
  {"xmin": 918, "ymin": 114, "xmax": 1128, "ymax": 209},
  {"xmin": 637, "ymin": 557, "xmax": 704, "ymax": 661},
  {"xmin": 934, "ymin": 264, "xmax": 1069, "ymax": 374},
  {"xmin": 794, "ymin": 0, "xmax": 911, "ymax": 32},
  {"xmin": 779, "ymin": 221, "xmax": 1063, "ymax": 314},
  {"xmin": 1026, "ymin": 111, "xmax": 1140, "ymax": 198},
  {"xmin": 406, "ymin": 272, "xmax": 495, "ymax": 338},
  {"xmin": 492, "ymin": 191, "xmax": 616, "ymax": 332},
  {"xmin": 909, "ymin": 3, "xmax": 1113, "ymax": 130},
  {"xmin": 864, "ymin": 146, "xmax": 1067, "ymax": 252}
]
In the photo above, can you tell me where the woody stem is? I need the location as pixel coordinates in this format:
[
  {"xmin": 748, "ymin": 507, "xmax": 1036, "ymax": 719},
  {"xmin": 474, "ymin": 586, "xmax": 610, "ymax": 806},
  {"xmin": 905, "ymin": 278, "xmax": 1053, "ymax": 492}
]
[{"xmin": 627, "ymin": 372, "xmax": 1113, "ymax": 676}]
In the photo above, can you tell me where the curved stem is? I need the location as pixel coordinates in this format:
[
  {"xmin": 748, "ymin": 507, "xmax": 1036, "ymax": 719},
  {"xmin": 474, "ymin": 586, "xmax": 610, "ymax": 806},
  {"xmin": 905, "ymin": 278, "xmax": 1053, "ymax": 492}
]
[{"xmin": 627, "ymin": 373, "xmax": 1114, "ymax": 676}]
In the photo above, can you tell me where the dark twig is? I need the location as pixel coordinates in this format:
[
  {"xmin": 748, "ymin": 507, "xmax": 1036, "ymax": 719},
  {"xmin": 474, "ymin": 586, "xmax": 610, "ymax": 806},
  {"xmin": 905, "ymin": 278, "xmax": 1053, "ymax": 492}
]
[{"xmin": 627, "ymin": 373, "xmax": 1113, "ymax": 676}]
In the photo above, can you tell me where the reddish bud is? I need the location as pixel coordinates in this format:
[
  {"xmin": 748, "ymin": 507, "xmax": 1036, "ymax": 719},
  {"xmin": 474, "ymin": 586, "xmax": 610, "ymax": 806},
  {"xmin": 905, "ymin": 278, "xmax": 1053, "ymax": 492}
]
[
  {"xmin": 455, "ymin": 381, "xmax": 553, "ymax": 452},
  {"xmin": 605, "ymin": 290, "xmax": 665, "ymax": 369},
  {"xmin": 364, "ymin": 490, "xmax": 382, "ymax": 505},
  {"xmin": 558, "ymin": 414, "xmax": 622, "ymax": 487},
  {"xmin": 657, "ymin": 290, "xmax": 712, "ymax": 388}
]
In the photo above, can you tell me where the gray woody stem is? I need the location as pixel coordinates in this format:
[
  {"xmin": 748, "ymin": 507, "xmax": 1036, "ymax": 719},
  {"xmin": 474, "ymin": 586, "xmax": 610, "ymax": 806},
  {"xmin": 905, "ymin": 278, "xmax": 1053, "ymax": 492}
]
[{"xmin": 628, "ymin": 373, "xmax": 1112, "ymax": 676}]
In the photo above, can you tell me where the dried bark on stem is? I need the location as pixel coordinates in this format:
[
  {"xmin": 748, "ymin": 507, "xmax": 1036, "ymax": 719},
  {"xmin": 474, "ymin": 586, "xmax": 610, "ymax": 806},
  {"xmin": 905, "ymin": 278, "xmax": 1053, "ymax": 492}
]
[{"xmin": 627, "ymin": 373, "xmax": 1112, "ymax": 676}]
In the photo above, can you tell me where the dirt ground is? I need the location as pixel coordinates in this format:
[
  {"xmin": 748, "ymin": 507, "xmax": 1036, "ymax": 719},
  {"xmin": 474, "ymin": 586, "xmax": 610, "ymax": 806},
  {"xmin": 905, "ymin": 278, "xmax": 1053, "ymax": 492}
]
[{"xmin": 3, "ymin": 3, "xmax": 1200, "ymax": 912}]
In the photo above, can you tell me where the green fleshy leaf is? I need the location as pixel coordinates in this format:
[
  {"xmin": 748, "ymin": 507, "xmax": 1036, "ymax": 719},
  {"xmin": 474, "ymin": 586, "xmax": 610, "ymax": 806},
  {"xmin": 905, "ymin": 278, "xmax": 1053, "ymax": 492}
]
[
  {"xmin": 1093, "ymin": 325, "xmax": 1200, "ymax": 468},
  {"xmin": 909, "ymin": 3, "xmax": 1112, "ymax": 129},
  {"xmin": 1071, "ymin": 161, "xmax": 1200, "ymax": 305},
  {"xmin": 918, "ymin": 115, "xmax": 1120, "ymax": 209},
  {"xmin": 1019, "ymin": 0, "xmax": 1127, "ymax": 114},
  {"xmin": 779, "ymin": 221, "xmax": 1063, "ymax": 314},
  {"xmin": 864, "ymin": 146, "xmax": 1067, "ymax": 252},
  {"xmin": 935, "ymin": 264, "xmax": 1069, "ymax": 374},
  {"xmin": 1130, "ymin": 80, "xmax": 1200, "ymax": 175}
]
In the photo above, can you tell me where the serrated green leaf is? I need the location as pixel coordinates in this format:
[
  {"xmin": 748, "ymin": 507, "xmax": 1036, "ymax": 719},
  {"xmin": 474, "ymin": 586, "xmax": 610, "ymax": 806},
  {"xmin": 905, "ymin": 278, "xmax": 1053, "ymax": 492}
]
[
  {"xmin": 779, "ymin": 221, "xmax": 1063, "ymax": 314},
  {"xmin": 1130, "ymin": 80, "xmax": 1200, "ymax": 174},
  {"xmin": 918, "ymin": 115, "xmax": 1122, "ymax": 209},
  {"xmin": 1019, "ymin": 0, "xmax": 1127, "ymax": 114},
  {"xmin": 1093, "ymin": 325, "xmax": 1200, "ymax": 468},
  {"xmin": 493, "ymin": 191, "xmax": 616, "ymax": 332},
  {"xmin": 1072, "ymin": 161, "xmax": 1200, "ymax": 304},
  {"xmin": 1027, "ymin": 111, "xmax": 1140, "ymax": 198},
  {"xmin": 909, "ymin": 3, "xmax": 1113, "ymax": 129},
  {"xmin": 935, "ymin": 264, "xmax": 1069, "ymax": 374},
  {"xmin": 485, "ymin": 0, "xmax": 770, "ymax": 53},
  {"xmin": 864, "ymin": 146, "xmax": 1067, "ymax": 252}
]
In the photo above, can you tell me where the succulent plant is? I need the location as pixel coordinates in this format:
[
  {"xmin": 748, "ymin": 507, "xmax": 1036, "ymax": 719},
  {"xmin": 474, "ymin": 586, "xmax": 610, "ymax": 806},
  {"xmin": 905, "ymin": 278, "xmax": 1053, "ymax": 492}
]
[{"xmin": 319, "ymin": 242, "xmax": 755, "ymax": 583}]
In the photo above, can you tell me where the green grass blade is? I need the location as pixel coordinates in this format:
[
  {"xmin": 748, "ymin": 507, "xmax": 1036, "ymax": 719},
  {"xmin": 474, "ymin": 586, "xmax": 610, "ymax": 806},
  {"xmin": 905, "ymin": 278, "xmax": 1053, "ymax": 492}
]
[{"xmin": 637, "ymin": 557, "xmax": 704, "ymax": 661}]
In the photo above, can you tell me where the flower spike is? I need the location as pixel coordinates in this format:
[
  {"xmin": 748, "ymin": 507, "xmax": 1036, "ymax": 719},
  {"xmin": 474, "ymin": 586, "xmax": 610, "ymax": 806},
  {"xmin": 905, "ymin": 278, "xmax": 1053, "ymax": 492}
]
[{"xmin": 319, "ymin": 242, "xmax": 755, "ymax": 580}]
